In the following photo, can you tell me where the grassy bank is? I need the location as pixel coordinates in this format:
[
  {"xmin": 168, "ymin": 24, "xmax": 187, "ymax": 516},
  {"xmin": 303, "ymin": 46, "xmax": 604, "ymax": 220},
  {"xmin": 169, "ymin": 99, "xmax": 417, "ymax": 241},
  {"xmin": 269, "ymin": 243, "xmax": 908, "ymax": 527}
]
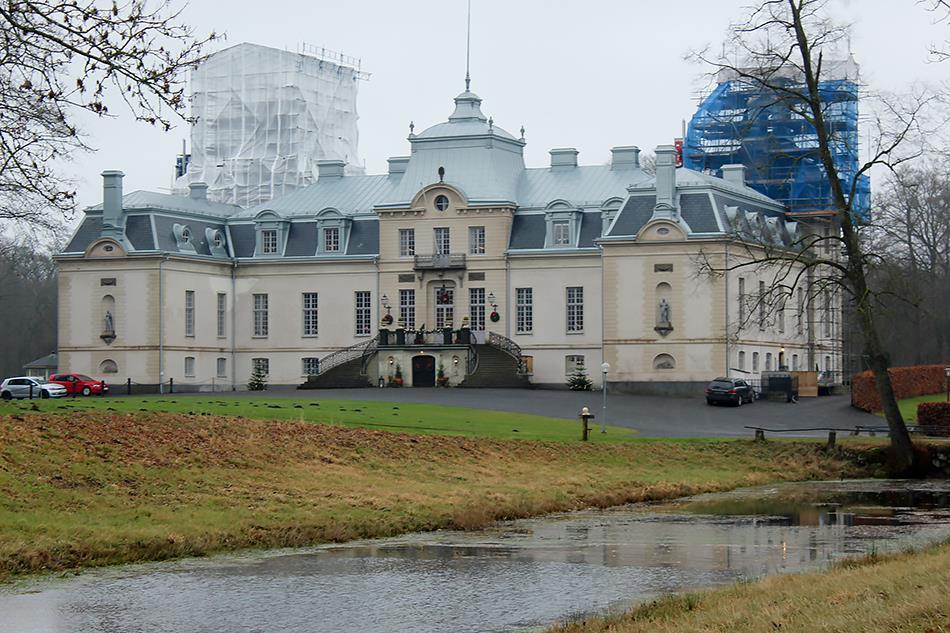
[
  {"xmin": 0, "ymin": 411, "xmax": 880, "ymax": 580},
  {"xmin": 0, "ymin": 396, "xmax": 633, "ymax": 442},
  {"xmin": 549, "ymin": 542, "xmax": 950, "ymax": 633}
]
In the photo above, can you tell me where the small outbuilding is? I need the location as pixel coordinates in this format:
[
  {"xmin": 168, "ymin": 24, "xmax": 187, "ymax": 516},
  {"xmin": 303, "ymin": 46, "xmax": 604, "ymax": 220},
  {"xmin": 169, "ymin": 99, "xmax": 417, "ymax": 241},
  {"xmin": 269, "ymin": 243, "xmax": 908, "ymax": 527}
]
[{"xmin": 23, "ymin": 352, "xmax": 58, "ymax": 380}]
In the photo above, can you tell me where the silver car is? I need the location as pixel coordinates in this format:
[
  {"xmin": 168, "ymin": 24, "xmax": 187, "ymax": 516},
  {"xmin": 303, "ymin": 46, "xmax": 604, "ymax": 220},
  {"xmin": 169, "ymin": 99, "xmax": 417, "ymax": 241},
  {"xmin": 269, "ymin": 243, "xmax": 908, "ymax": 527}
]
[{"xmin": 0, "ymin": 376, "xmax": 68, "ymax": 400}]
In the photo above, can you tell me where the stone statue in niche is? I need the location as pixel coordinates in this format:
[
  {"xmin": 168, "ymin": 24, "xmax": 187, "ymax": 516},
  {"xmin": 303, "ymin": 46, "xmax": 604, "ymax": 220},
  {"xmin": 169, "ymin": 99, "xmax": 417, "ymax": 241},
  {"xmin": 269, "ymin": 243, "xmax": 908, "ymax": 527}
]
[
  {"xmin": 654, "ymin": 299, "xmax": 674, "ymax": 337},
  {"xmin": 658, "ymin": 299, "xmax": 671, "ymax": 325},
  {"xmin": 101, "ymin": 310, "xmax": 116, "ymax": 345}
]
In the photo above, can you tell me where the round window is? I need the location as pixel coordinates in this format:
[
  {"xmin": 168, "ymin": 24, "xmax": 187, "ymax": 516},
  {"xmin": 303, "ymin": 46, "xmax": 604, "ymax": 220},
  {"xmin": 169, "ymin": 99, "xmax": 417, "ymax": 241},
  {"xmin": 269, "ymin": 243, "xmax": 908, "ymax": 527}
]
[{"xmin": 435, "ymin": 195, "xmax": 450, "ymax": 212}]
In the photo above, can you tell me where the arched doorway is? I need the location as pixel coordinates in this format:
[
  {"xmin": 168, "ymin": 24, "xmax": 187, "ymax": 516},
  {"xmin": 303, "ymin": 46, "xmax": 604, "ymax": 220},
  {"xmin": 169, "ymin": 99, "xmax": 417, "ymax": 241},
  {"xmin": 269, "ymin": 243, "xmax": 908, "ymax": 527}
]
[{"xmin": 412, "ymin": 355, "xmax": 436, "ymax": 387}]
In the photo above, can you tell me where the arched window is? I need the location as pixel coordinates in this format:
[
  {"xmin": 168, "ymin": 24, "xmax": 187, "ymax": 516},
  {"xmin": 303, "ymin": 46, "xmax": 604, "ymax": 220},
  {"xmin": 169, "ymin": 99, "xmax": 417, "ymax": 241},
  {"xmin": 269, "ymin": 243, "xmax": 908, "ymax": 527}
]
[
  {"xmin": 653, "ymin": 353, "xmax": 676, "ymax": 370},
  {"xmin": 765, "ymin": 353, "xmax": 773, "ymax": 371},
  {"xmin": 738, "ymin": 351, "xmax": 746, "ymax": 370},
  {"xmin": 99, "ymin": 359, "xmax": 118, "ymax": 374}
]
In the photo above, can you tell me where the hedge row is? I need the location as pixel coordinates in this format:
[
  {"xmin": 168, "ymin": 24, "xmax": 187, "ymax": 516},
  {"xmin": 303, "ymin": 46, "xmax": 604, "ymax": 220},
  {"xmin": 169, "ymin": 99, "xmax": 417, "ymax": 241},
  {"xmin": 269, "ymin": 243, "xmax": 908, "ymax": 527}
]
[
  {"xmin": 918, "ymin": 402, "xmax": 950, "ymax": 436},
  {"xmin": 851, "ymin": 364, "xmax": 947, "ymax": 412}
]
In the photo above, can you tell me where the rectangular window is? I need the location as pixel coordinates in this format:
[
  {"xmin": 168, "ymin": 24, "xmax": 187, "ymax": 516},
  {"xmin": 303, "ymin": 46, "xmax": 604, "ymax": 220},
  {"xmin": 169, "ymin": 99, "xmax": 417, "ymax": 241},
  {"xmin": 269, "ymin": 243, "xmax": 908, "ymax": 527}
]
[
  {"xmin": 355, "ymin": 291, "xmax": 372, "ymax": 336},
  {"xmin": 216, "ymin": 357, "xmax": 227, "ymax": 378},
  {"xmin": 216, "ymin": 293, "xmax": 227, "ymax": 338},
  {"xmin": 778, "ymin": 298, "xmax": 785, "ymax": 334},
  {"xmin": 261, "ymin": 229, "xmax": 278, "ymax": 254},
  {"xmin": 797, "ymin": 287, "xmax": 805, "ymax": 335},
  {"xmin": 184, "ymin": 290, "xmax": 195, "ymax": 337},
  {"xmin": 565, "ymin": 354, "xmax": 585, "ymax": 375},
  {"xmin": 435, "ymin": 287, "xmax": 454, "ymax": 329},
  {"xmin": 302, "ymin": 357, "xmax": 320, "ymax": 376},
  {"xmin": 252, "ymin": 357, "xmax": 269, "ymax": 376},
  {"xmin": 823, "ymin": 289, "xmax": 831, "ymax": 337},
  {"xmin": 434, "ymin": 227, "xmax": 450, "ymax": 255},
  {"xmin": 253, "ymin": 293, "xmax": 269, "ymax": 337},
  {"xmin": 323, "ymin": 227, "xmax": 340, "ymax": 252},
  {"xmin": 469, "ymin": 226, "xmax": 486, "ymax": 255},
  {"xmin": 399, "ymin": 289, "xmax": 416, "ymax": 330},
  {"xmin": 792, "ymin": 354, "xmax": 800, "ymax": 370},
  {"xmin": 469, "ymin": 287, "xmax": 485, "ymax": 331},
  {"xmin": 566, "ymin": 286, "xmax": 584, "ymax": 332},
  {"xmin": 303, "ymin": 292, "xmax": 319, "ymax": 336},
  {"xmin": 399, "ymin": 228, "xmax": 415, "ymax": 257},
  {"xmin": 738, "ymin": 277, "xmax": 746, "ymax": 326},
  {"xmin": 552, "ymin": 221, "xmax": 570, "ymax": 246},
  {"xmin": 516, "ymin": 287, "xmax": 533, "ymax": 334},
  {"xmin": 184, "ymin": 356, "xmax": 195, "ymax": 377},
  {"xmin": 758, "ymin": 281, "xmax": 766, "ymax": 330}
]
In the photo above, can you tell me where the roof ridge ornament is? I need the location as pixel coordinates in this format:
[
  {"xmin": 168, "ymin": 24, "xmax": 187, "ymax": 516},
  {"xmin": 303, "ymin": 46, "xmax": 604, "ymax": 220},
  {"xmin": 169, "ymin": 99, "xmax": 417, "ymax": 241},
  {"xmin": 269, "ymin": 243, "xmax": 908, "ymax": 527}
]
[{"xmin": 465, "ymin": 0, "xmax": 472, "ymax": 92}]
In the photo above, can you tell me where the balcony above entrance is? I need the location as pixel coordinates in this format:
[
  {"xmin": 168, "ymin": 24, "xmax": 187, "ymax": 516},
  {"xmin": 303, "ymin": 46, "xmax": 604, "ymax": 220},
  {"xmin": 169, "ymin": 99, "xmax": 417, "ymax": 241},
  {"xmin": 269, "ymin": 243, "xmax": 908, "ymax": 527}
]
[{"xmin": 413, "ymin": 254, "xmax": 466, "ymax": 270}]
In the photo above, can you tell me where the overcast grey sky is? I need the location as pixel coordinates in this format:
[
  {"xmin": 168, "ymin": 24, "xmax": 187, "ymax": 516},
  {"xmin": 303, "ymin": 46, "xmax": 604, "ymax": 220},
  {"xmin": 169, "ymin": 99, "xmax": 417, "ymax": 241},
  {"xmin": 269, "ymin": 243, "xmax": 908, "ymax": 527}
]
[{"xmin": 67, "ymin": 0, "xmax": 947, "ymax": 219}]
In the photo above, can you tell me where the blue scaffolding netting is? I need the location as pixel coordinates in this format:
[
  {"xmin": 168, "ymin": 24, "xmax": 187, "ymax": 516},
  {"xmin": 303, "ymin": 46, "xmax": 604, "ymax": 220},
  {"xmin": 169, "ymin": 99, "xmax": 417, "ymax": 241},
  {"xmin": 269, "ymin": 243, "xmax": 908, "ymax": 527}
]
[{"xmin": 684, "ymin": 77, "xmax": 870, "ymax": 222}]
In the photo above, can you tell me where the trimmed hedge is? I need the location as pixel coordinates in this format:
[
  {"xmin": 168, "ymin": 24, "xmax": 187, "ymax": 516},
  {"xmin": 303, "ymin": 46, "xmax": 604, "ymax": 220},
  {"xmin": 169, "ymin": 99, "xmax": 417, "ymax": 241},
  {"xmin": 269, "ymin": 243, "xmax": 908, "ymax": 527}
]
[
  {"xmin": 918, "ymin": 402, "xmax": 950, "ymax": 436},
  {"xmin": 851, "ymin": 364, "xmax": 947, "ymax": 412}
]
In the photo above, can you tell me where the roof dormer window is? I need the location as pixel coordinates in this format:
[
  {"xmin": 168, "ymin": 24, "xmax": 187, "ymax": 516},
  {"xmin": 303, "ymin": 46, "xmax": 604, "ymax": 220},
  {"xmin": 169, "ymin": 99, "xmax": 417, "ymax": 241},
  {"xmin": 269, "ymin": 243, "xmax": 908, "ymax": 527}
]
[
  {"xmin": 323, "ymin": 226, "xmax": 340, "ymax": 252},
  {"xmin": 173, "ymin": 223, "xmax": 196, "ymax": 253},
  {"xmin": 544, "ymin": 201, "xmax": 581, "ymax": 248},
  {"xmin": 253, "ymin": 211, "xmax": 288, "ymax": 257},
  {"xmin": 261, "ymin": 230, "xmax": 278, "ymax": 254}
]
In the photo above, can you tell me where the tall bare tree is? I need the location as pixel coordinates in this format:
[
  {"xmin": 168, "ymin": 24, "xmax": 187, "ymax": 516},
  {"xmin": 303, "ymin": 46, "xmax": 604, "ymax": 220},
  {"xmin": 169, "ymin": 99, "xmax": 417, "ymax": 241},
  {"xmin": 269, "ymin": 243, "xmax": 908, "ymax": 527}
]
[
  {"xmin": 0, "ymin": 1, "xmax": 216, "ymax": 230},
  {"xmin": 692, "ymin": 0, "xmax": 948, "ymax": 471}
]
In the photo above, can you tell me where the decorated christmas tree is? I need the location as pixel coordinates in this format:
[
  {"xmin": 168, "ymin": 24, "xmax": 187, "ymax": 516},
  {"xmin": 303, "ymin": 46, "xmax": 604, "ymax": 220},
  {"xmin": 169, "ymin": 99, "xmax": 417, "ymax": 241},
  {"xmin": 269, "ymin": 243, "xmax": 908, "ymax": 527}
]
[{"xmin": 567, "ymin": 364, "xmax": 593, "ymax": 391}]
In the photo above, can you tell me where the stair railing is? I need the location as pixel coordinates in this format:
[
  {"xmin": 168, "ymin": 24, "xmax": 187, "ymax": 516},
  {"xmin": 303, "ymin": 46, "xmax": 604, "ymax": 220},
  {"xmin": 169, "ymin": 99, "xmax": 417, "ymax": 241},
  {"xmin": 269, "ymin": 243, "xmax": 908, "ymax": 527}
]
[
  {"xmin": 466, "ymin": 344, "xmax": 479, "ymax": 375},
  {"xmin": 312, "ymin": 337, "xmax": 377, "ymax": 378},
  {"xmin": 359, "ymin": 339, "xmax": 379, "ymax": 376},
  {"xmin": 486, "ymin": 331, "xmax": 527, "ymax": 374}
]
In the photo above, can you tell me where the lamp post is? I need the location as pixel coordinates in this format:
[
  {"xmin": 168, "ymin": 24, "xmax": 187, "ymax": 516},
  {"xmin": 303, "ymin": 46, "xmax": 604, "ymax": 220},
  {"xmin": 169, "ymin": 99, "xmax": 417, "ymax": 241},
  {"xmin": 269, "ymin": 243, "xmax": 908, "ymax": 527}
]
[
  {"xmin": 600, "ymin": 361, "xmax": 610, "ymax": 433},
  {"xmin": 945, "ymin": 366, "xmax": 950, "ymax": 402}
]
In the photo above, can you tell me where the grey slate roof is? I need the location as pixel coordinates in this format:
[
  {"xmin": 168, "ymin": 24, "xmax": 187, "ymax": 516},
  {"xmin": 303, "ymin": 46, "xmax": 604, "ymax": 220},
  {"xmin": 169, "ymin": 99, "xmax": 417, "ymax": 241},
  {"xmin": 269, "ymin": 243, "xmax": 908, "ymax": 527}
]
[
  {"xmin": 516, "ymin": 165, "xmax": 647, "ymax": 209},
  {"xmin": 285, "ymin": 223, "xmax": 317, "ymax": 257},
  {"xmin": 228, "ymin": 224, "xmax": 256, "ymax": 258},
  {"xmin": 347, "ymin": 219, "xmax": 379, "ymax": 255},
  {"xmin": 679, "ymin": 193, "xmax": 720, "ymax": 233},
  {"xmin": 125, "ymin": 215, "xmax": 155, "ymax": 250},
  {"xmin": 64, "ymin": 215, "xmax": 103, "ymax": 253},
  {"xmin": 239, "ymin": 174, "xmax": 398, "ymax": 218},
  {"xmin": 508, "ymin": 215, "xmax": 546, "ymax": 249},
  {"xmin": 607, "ymin": 196, "xmax": 655, "ymax": 237},
  {"xmin": 87, "ymin": 190, "xmax": 240, "ymax": 218},
  {"xmin": 154, "ymin": 215, "xmax": 226, "ymax": 256}
]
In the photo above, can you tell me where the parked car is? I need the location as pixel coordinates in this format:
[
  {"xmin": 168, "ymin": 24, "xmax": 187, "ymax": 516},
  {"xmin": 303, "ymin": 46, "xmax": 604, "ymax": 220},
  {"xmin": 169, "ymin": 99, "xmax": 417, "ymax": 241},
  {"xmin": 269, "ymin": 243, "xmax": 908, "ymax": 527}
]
[
  {"xmin": 705, "ymin": 377, "xmax": 755, "ymax": 406},
  {"xmin": 0, "ymin": 376, "xmax": 68, "ymax": 400},
  {"xmin": 48, "ymin": 373, "xmax": 110, "ymax": 396}
]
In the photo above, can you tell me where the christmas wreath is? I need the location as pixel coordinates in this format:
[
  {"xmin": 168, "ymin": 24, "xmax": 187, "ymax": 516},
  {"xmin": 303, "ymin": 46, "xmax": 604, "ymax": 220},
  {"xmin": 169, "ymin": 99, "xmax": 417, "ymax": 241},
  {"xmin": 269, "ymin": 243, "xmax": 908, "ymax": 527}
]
[
  {"xmin": 381, "ymin": 313, "xmax": 393, "ymax": 325},
  {"xmin": 489, "ymin": 310, "xmax": 500, "ymax": 323}
]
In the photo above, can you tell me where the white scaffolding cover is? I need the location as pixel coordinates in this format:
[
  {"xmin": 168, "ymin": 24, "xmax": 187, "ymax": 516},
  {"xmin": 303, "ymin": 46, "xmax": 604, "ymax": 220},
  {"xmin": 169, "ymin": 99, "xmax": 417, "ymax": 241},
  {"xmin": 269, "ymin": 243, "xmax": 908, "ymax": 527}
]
[{"xmin": 177, "ymin": 42, "xmax": 362, "ymax": 208}]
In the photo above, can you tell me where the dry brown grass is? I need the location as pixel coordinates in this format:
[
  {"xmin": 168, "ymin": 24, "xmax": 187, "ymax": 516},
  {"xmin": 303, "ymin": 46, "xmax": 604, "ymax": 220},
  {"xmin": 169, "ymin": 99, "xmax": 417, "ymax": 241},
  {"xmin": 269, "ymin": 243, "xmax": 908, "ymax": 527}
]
[
  {"xmin": 0, "ymin": 411, "xmax": 880, "ymax": 579},
  {"xmin": 549, "ymin": 542, "xmax": 950, "ymax": 633}
]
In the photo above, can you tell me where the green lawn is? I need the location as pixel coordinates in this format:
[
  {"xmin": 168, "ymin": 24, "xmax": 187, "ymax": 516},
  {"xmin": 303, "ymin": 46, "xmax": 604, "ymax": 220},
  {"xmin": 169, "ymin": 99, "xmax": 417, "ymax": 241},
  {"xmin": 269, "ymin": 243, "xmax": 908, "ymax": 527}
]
[
  {"xmin": 0, "ymin": 395, "xmax": 635, "ymax": 442},
  {"xmin": 876, "ymin": 392, "xmax": 947, "ymax": 422}
]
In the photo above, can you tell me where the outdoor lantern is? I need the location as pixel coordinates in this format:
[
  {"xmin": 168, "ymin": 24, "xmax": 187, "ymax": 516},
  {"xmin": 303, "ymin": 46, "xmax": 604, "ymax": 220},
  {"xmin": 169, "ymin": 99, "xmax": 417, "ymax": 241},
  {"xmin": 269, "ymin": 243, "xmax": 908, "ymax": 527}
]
[
  {"xmin": 381, "ymin": 294, "xmax": 391, "ymax": 309},
  {"xmin": 487, "ymin": 292, "xmax": 497, "ymax": 309},
  {"xmin": 600, "ymin": 362, "xmax": 610, "ymax": 434}
]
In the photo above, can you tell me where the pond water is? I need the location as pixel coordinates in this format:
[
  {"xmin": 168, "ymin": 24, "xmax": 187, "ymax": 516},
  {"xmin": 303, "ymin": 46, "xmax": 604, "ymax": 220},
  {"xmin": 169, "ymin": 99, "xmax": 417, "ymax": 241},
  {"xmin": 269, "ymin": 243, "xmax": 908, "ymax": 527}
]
[{"xmin": 2, "ymin": 479, "xmax": 949, "ymax": 633}]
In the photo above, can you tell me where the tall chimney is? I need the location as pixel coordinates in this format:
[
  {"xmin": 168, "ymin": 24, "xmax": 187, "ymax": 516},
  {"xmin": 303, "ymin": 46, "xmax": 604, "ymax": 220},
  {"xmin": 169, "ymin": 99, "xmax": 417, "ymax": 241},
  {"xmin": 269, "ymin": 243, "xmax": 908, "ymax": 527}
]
[
  {"xmin": 721, "ymin": 164, "xmax": 746, "ymax": 187},
  {"xmin": 100, "ymin": 170, "xmax": 125, "ymax": 239},
  {"xmin": 188, "ymin": 181, "xmax": 209, "ymax": 200},
  {"xmin": 610, "ymin": 146, "xmax": 641, "ymax": 170},
  {"xmin": 652, "ymin": 145, "xmax": 677, "ymax": 219},
  {"xmin": 549, "ymin": 148, "xmax": 579, "ymax": 169},
  {"xmin": 317, "ymin": 159, "xmax": 346, "ymax": 179}
]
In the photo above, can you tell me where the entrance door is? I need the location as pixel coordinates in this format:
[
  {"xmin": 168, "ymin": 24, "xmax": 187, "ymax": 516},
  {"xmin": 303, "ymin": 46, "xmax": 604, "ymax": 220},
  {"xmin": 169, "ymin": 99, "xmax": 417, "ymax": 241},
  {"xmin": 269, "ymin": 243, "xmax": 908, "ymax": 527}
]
[
  {"xmin": 435, "ymin": 286, "xmax": 454, "ymax": 329},
  {"xmin": 411, "ymin": 355, "xmax": 436, "ymax": 387}
]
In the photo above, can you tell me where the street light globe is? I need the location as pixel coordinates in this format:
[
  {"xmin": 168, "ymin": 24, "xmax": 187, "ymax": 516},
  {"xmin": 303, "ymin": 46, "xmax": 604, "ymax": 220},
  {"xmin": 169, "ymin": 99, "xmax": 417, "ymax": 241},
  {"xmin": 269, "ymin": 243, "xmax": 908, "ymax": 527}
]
[
  {"xmin": 601, "ymin": 362, "xmax": 610, "ymax": 374},
  {"xmin": 945, "ymin": 366, "xmax": 950, "ymax": 377}
]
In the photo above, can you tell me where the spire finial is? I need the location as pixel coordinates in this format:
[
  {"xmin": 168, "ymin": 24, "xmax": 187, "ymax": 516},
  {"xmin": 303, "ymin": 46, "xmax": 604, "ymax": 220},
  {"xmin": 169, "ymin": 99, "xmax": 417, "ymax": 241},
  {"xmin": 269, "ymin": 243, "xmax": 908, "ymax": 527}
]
[
  {"xmin": 465, "ymin": 0, "xmax": 472, "ymax": 91},
  {"xmin": 520, "ymin": 125, "xmax": 525, "ymax": 140},
  {"xmin": 409, "ymin": 120, "xmax": 415, "ymax": 135}
]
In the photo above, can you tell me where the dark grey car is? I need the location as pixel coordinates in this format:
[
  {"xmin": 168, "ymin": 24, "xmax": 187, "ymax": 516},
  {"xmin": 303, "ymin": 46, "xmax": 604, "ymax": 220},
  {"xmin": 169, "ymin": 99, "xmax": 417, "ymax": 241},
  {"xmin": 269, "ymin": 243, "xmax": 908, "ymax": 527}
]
[
  {"xmin": 0, "ymin": 376, "xmax": 67, "ymax": 400},
  {"xmin": 705, "ymin": 377, "xmax": 755, "ymax": 406}
]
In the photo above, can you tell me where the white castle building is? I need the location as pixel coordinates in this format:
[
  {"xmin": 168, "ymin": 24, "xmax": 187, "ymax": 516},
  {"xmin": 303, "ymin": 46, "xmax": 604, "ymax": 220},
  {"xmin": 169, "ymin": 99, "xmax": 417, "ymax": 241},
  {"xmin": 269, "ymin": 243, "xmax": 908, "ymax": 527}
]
[{"xmin": 55, "ymin": 84, "xmax": 842, "ymax": 394}]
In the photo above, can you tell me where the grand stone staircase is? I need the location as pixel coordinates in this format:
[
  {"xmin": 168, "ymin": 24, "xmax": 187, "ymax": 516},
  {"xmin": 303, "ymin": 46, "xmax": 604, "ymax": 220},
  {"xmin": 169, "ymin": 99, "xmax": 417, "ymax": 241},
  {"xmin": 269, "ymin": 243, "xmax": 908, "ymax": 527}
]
[
  {"xmin": 298, "ymin": 339, "xmax": 376, "ymax": 390},
  {"xmin": 459, "ymin": 336, "xmax": 531, "ymax": 389}
]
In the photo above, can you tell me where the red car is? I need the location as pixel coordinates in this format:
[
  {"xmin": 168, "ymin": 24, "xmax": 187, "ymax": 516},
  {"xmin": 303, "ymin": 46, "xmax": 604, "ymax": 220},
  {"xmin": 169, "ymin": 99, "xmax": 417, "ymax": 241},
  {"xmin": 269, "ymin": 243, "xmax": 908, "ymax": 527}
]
[{"xmin": 48, "ymin": 373, "xmax": 110, "ymax": 396}]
